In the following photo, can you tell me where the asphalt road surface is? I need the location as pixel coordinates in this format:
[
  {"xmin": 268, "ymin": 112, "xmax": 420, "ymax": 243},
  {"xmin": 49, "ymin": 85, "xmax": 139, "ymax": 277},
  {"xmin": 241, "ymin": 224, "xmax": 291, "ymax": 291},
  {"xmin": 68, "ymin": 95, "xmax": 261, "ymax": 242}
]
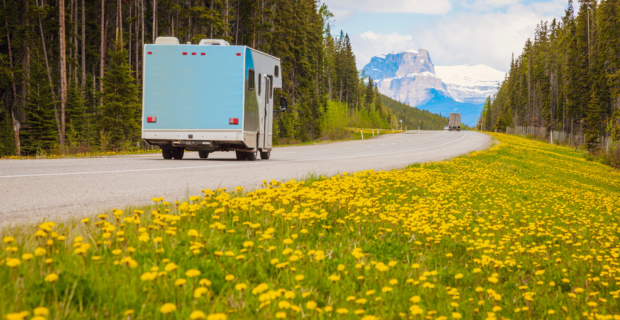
[{"xmin": 0, "ymin": 130, "xmax": 490, "ymax": 227}]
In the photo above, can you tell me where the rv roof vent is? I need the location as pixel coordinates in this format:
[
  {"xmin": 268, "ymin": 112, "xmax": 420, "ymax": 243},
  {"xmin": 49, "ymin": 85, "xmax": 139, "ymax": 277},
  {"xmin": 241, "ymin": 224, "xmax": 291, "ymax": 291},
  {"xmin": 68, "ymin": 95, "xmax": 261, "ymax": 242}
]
[
  {"xmin": 199, "ymin": 39, "xmax": 230, "ymax": 46},
  {"xmin": 155, "ymin": 37, "xmax": 180, "ymax": 45}
]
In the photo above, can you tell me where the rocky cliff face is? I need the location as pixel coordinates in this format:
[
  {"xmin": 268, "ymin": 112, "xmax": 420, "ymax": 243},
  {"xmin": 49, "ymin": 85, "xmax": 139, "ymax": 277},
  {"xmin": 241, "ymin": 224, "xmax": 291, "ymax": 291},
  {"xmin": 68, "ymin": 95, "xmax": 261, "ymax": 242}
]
[
  {"xmin": 364, "ymin": 49, "xmax": 435, "ymax": 79},
  {"xmin": 362, "ymin": 50, "xmax": 505, "ymax": 109},
  {"xmin": 363, "ymin": 49, "xmax": 448, "ymax": 106}
]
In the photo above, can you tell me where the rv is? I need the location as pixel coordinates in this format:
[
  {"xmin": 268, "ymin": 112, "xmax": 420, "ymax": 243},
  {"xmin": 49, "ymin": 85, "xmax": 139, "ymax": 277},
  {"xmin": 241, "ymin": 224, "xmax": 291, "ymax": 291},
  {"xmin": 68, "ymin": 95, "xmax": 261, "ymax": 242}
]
[{"xmin": 141, "ymin": 37, "xmax": 286, "ymax": 160}]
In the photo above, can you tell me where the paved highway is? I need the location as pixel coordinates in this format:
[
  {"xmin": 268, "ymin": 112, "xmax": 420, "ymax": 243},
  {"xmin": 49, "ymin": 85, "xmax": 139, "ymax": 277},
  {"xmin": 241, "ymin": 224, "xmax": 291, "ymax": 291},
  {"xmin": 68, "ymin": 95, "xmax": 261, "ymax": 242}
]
[{"xmin": 0, "ymin": 131, "xmax": 490, "ymax": 227}]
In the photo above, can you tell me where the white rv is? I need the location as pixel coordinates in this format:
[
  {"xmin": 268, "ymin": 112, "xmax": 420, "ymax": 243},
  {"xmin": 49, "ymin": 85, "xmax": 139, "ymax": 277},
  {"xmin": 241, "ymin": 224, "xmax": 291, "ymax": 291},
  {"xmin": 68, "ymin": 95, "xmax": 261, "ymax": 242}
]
[{"xmin": 141, "ymin": 37, "xmax": 287, "ymax": 160}]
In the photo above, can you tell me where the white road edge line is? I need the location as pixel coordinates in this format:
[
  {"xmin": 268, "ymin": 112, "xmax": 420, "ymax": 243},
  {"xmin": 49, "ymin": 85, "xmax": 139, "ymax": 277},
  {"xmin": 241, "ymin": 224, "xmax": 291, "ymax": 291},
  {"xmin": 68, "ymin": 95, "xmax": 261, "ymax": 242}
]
[{"xmin": 1, "ymin": 133, "xmax": 469, "ymax": 179}]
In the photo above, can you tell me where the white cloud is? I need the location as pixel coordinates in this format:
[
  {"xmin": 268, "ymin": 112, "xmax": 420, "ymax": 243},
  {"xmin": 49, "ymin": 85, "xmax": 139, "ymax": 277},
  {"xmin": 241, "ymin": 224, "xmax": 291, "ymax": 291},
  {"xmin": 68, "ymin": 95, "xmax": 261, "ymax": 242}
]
[
  {"xmin": 351, "ymin": 32, "xmax": 416, "ymax": 71},
  {"xmin": 350, "ymin": 1, "xmax": 567, "ymax": 71},
  {"xmin": 322, "ymin": 0, "xmax": 452, "ymax": 23},
  {"xmin": 324, "ymin": 0, "xmax": 452, "ymax": 14}
]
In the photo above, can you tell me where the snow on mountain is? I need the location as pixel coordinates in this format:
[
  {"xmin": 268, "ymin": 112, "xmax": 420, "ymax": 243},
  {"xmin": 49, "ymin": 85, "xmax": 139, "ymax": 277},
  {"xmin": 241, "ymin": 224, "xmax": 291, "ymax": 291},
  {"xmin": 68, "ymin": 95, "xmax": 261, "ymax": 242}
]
[
  {"xmin": 362, "ymin": 49, "xmax": 447, "ymax": 107},
  {"xmin": 361, "ymin": 49, "xmax": 506, "ymax": 126},
  {"xmin": 435, "ymin": 64, "xmax": 505, "ymax": 104}
]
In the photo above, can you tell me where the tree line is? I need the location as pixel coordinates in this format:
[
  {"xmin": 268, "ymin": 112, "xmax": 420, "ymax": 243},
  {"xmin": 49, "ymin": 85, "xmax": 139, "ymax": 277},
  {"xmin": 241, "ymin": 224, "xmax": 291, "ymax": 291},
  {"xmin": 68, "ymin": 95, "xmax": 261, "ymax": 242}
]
[
  {"xmin": 478, "ymin": 0, "xmax": 620, "ymax": 152},
  {"xmin": 0, "ymin": 0, "xmax": 448, "ymax": 157}
]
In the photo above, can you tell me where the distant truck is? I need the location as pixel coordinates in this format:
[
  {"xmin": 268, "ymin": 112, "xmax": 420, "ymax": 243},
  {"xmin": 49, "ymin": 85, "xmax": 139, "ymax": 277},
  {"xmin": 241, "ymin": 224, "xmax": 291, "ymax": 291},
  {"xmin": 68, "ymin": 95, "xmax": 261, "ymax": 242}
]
[
  {"xmin": 448, "ymin": 113, "xmax": 461, "ymax": 131},
  {"xmin": 141, "ymin": 37, "xmax": 287, "ymax": 160}
]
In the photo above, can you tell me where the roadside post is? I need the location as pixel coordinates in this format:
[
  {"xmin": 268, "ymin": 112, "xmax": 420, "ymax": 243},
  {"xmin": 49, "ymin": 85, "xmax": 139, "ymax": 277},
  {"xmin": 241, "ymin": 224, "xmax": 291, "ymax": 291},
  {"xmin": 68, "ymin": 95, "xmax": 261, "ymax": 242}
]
[{"xmin": 361, "ymin": 130, "xmax": 364, "ymax": 140}]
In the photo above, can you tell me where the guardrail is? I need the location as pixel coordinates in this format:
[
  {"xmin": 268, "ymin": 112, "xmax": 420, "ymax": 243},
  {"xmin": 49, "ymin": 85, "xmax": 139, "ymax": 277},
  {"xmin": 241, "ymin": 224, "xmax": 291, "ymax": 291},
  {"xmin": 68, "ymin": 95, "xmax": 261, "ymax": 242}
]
[
  {"xmin": 345, "ymin": 128, "xmax": 406, "ymax": 139},
  {"xmin": 506, "ymin": 126, "xmax": 612, "ymax": 152}
]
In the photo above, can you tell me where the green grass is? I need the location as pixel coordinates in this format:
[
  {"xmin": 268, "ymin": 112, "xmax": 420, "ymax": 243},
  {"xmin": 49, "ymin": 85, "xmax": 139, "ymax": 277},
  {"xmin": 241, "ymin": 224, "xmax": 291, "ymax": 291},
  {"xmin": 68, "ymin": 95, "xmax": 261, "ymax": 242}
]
[{"xmin": 1, "ymin": 133, "xmax": 619, "ymax": 320}]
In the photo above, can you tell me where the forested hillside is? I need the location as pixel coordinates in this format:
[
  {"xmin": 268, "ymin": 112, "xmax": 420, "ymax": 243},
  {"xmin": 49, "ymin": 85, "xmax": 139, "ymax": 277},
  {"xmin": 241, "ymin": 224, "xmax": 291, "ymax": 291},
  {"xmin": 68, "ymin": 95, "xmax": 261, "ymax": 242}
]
[
  {"xmin": 479, "ymin": 0, "xmax": 620, "ymax": 152},
  {"xmin": 381, "ymin": 94, "xmax": 448, "ymax": 130},
  {"xmin": 0, "ymin": 0, "xmax": 444, "ymax": 157}
]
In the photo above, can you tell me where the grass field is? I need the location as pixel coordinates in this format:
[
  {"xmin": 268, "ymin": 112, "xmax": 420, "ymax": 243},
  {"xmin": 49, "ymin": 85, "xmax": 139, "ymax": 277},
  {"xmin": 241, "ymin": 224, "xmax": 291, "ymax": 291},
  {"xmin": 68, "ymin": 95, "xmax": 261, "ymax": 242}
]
[{"xmin": 1, "ymin": 133, "xmax": 619, "ymax": 320}]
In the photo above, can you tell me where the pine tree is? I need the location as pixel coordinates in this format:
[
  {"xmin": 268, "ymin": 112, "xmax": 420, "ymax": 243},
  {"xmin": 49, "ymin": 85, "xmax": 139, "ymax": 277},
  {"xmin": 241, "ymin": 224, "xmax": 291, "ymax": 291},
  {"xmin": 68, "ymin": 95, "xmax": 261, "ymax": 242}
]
[
  {"xmin": 20, "ymin": 57, "xmax": 58, "ymax": 155},
  {"xmin": 100, "ymin": 40, "xmax": 140, "ymax": 149}
]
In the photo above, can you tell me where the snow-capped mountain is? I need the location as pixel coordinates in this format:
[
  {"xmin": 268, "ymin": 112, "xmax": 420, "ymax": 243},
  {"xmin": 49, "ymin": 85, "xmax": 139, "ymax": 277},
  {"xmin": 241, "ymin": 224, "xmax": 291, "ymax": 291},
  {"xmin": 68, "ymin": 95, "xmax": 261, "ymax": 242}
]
[
  {"xmin": 363, "ymin": 49, "xmax": 447, "ymax": 106},
  {"xmin": 435, "ymin": 64, "xmax": 505, "ymax": 104},
  {"xmin": 362, "ymin": 50, "xmax": 505, "ymax": 125}
]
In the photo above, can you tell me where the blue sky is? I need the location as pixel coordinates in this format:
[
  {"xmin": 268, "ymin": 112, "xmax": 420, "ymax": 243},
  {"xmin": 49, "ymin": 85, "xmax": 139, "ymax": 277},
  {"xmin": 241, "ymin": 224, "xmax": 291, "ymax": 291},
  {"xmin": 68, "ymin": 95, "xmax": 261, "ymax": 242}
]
[{"xmin": 321, "ymin": 0, "xmax": 568, "ymax": 71}]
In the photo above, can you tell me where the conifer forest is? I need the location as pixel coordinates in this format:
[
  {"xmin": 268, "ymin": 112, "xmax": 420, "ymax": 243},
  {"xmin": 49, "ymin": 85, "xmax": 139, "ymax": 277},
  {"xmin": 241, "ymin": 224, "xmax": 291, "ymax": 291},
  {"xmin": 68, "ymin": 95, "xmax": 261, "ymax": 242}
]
[
  {"xmin": 479, "ymin": 0, "xmax": 620, "ymax": 152},
  {"xmin": 0, "ymin": 0, "xmax": 448, "ymax": 157}
]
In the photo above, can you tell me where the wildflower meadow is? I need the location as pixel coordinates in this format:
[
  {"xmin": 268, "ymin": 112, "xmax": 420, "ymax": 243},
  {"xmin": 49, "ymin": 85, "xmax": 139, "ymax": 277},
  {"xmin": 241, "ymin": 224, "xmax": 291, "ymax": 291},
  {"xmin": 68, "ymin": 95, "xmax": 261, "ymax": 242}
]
[{"xmin": 1, "ymin": 133, "xmax": 619, "ymax": 320}]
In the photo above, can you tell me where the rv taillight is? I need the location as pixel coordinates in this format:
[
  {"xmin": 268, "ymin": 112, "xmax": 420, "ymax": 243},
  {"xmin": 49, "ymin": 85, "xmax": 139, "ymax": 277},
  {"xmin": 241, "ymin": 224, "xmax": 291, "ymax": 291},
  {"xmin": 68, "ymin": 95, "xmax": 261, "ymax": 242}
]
[
  {"xmin": 147, "ymin": 52, "xmax": 152, "ymax": 55},
  {"xmin": 182, "ymin": 52, "xmax": 187, "ymax": 55},
  {"xmin": 236, "ymin": 53, "xmax": 241, "ymax": 56},
  {"xmin": 229, "ymin": 118, "xmax": 239, "ymax": 125},
  {"xmin": 192, "ymin": 52, "xmax": 196, "ymax": 56},
  {"xmin": 201, "ymin": 53, "xmax": 206, "ymax": 56},
  {"xmin": 147, "ymin": 116, "xmax": 157, "ymax": 123}
]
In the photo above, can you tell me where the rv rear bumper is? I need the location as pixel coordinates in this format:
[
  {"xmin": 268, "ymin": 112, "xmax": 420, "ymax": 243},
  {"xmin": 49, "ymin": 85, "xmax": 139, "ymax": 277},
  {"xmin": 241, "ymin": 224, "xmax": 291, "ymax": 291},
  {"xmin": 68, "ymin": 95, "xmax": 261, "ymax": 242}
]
[
  {"xmin": 142, "ymin": 130, "xmax": 245, "ymax": 141},
  {"xmin": 142, "ymin": 130, "xmax": 259, "ymax": 149}
]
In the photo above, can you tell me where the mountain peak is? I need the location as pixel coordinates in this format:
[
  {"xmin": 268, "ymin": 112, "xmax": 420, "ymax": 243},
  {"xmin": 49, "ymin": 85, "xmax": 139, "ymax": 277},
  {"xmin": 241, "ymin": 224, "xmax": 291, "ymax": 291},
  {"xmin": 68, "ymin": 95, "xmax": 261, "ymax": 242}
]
[
  {"xmin": 362, "ymin": 49, "xmax": 435, "ymax": 81},
  {"xmin": 361, "ymin": 49, "xmax": 506, "ymax": 126}
]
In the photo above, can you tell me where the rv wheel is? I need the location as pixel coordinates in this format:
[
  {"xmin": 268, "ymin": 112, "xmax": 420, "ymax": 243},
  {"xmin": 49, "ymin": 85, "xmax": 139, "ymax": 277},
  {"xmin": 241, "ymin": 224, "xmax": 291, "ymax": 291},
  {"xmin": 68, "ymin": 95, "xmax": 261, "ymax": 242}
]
[
  {"xmin": 172, "ymin": 148, "xmax": 184, "ymax": 160},
  {"xmin": 235, "ymin": 151, "xmax": 247, "ymax": 160},
  {"xmin": 260, "ymin": 150, "xmax": 270, "ymax": 160},
  {"xmin": 246, "ymin": 151, "xmax": 257, "ymax": 161},
  {"xmin": 162, "ymin": 148, "xmax": 173, "ymax": 160},
  {"xmin": 198, "ymin": 150, "xmax": 209, "ymax": 159}
]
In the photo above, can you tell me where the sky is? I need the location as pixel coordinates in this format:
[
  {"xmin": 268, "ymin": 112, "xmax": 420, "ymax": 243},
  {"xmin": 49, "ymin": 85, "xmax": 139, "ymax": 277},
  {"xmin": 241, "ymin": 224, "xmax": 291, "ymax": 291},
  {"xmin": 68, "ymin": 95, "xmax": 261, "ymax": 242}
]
[{"xmin": 321, "ymin": 0, "xmax": 569, "ymax": 72}]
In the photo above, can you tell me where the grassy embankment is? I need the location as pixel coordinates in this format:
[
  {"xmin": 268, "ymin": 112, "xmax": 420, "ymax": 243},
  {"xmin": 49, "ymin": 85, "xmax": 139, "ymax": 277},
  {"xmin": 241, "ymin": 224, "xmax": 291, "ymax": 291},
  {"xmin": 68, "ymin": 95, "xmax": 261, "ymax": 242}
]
[{"xmin": 1, "ymin": 133, "xmax": 619, "ymax": 320}]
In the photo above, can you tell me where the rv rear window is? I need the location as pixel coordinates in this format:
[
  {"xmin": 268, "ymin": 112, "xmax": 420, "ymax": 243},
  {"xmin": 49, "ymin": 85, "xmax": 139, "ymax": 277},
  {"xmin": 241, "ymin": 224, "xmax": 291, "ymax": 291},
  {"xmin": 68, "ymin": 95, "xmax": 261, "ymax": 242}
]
[
  {"xmin": 258, "ymin": 73, "xmax": 262, "ymax": 95},
  {"xmin": 275, "ymin": 66, "xmax": 279, "ymax": 78},
  {"xmin": 248, "ymin": 69, "xmax": 255, "ymax": 91},
  {"xmin": 269, "ymin": 75, "xmax": 273, "ymax": 98}
]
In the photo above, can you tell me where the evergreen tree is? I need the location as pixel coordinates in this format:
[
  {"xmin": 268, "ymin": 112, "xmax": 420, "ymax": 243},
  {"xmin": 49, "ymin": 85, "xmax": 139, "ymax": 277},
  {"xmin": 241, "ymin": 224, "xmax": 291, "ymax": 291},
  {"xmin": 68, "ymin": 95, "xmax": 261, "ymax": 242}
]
[
  {"xmin": 100, "ymin": 41, "xmax": 140, "ymax": 149},
  {"xmin": 20, "ymin": 57, "xmax": 58, "ymax": 155}
]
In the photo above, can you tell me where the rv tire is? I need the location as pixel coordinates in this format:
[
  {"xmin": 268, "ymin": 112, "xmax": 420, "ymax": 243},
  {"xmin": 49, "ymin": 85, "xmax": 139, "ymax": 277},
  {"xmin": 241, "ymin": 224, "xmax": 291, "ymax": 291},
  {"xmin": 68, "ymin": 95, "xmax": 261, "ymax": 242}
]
[
  {"xmin": 172, "ymin": 148, "xmax": 184, "ymax": 160},
  {"xmin": 162, "ymin": 148, "xmax": 173, "ymax": 160},
  {"xmin": 260, "ymin": 150, "xmax": 270, "ymax": 160},
  {"xmin": 198, "ymin": 150, "xmax": 209, "ymax": 159},
  {"xmin": 235, "ymin": 151, "xmax": 247, "ymax": 160},
  {"xmin": 246, "ymin": 151, "xmax": 257, "ymax": 161}
]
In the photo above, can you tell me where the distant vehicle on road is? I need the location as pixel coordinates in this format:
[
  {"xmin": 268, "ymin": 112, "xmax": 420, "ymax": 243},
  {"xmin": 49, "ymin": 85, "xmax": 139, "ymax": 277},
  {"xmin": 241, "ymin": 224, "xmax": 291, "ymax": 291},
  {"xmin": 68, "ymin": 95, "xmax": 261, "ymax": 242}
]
[
  {"xmin": 444, "ymin": 125, "xmax": 449, "ymax": 131},
  {"xmin": 449, "ymin": 113, "xmax": 461, "ymax": 131},
  {"xmin": 141, "ymin": 37, "xmax": 287, "ymax": 161}
]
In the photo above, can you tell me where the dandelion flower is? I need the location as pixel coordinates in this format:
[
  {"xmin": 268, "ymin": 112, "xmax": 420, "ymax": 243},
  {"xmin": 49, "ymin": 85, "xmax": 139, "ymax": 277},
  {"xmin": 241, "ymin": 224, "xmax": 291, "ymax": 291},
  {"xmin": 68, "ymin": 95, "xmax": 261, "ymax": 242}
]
[
  {"xmin": 164, "ymin": 263, "xmax": 178, "ymax": 272},
  {"xmin": 206, "ymin": 313, "xmax": 227, "ymax": 320},
  {"xmin": 44, "ymin": 273, "xmax": 58, "ymax": 283},
  {"xmin": 194, "ymin": 287, "xmax": 208, "ymax": 298},
  {"xmin": 225, "ymin": 274, "xmax": 235, "ymax": 281},
  {"xmin": 189, "ymin": 310, "xmax": 207, "ymax": 319},
  {"xmin": 33, "ymin": 307, "xmax": 49, "ymax": 316},
  {"xmin": 306, "ymin": 301, "xmax": 317, "ymax": 310},
  {"xmin": 186, "ymin": 269, "xmax": 201, "ymax": 278},
  {"xmin": 160, "ymin": 303, "xmax": 176, "ymax": 314}
]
